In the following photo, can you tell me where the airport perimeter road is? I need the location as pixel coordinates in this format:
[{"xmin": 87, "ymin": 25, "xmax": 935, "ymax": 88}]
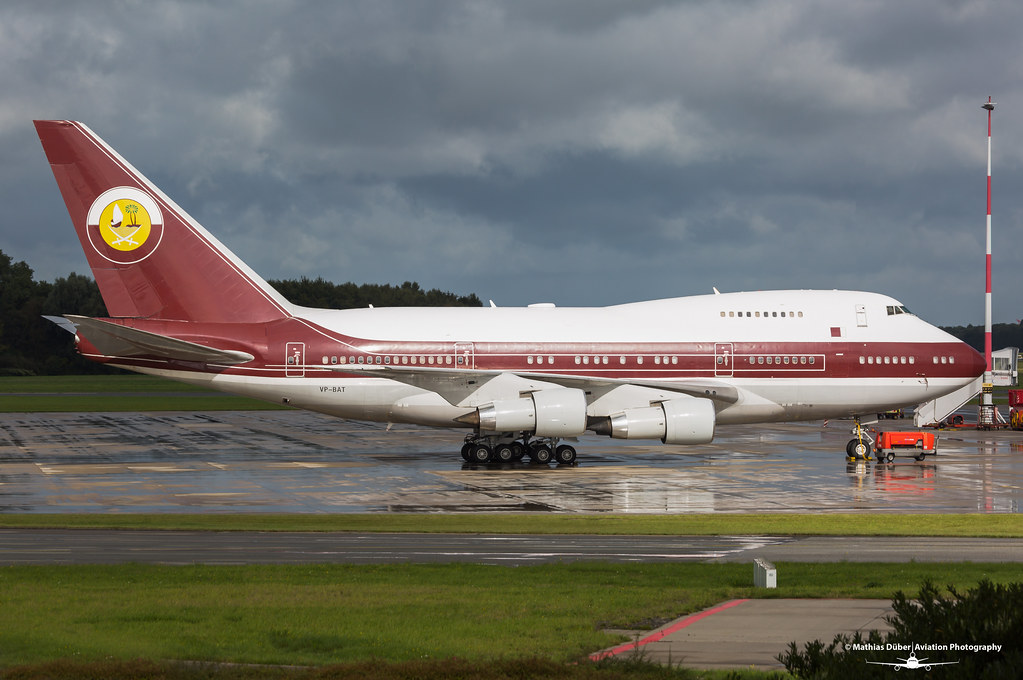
[{"xmin": 3, "ymin": 530, "xmax": 1023, "ymax": 566}]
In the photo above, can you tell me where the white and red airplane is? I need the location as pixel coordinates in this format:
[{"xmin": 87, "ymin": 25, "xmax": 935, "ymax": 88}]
[{"xmin": 36, "ymin": 120, "xmax": 985, "ymax": 465}]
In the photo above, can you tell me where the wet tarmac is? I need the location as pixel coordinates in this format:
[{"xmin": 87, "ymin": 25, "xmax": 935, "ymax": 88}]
[{"xmin": 1, "ymin": 410, "xmax": 1021, "ymax": 514}]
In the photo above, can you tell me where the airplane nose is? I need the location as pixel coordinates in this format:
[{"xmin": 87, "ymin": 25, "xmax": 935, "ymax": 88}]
[{"xmin": 965, "ymin": 344, "xmax": 987, "ymax": 378}]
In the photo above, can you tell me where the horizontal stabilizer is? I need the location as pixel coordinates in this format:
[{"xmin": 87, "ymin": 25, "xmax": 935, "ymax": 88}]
[{"xmin": 60, "ymin": 315, "xmax": 254, "ymax": 365}]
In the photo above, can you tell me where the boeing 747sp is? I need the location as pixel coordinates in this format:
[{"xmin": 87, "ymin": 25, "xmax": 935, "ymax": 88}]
[{"xmin": 35, "ymin": 120, "xmax": 985, "ymax": 465}]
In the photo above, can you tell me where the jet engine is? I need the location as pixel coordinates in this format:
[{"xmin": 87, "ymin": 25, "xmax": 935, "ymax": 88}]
[
  {"xmin": 590, "ymin": 397, "xmax": 716, "ymax": 444},
  {"xmin": 468, "ymin": 387, "xmax": 588, "ymax": 436}
]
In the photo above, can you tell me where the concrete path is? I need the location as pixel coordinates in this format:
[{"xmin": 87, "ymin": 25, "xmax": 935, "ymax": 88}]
[{"xmin": 594, "ymin": 598, "xmax": 894, "ymax": 671}]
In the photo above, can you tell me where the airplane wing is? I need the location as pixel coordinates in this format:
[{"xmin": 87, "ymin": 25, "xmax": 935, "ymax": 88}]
[
  {"xmin": 54, "ymin": 315, "xmax": 255, "ymax": 365},
  {"xmin": 332, "ymin": 364, "xmax": 738, "ymax": 407}
]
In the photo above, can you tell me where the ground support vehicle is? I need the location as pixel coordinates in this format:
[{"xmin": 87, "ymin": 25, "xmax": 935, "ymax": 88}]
[
  {"xmin": 875, "ymin": 430, "xmax": 937, "ymax": 463},
  {"xmin": 1009, "ymin": 390, "xmax": 1023, "ymax": 430}
]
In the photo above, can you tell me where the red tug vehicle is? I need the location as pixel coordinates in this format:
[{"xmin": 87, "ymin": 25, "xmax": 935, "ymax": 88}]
[{"xmin": 874, "ymin": 430, "xmax": 937, "ymax": 463}]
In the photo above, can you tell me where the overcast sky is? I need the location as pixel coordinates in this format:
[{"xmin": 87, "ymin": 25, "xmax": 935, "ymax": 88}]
[{"xmin": 3, "ymin": 0, "xmax": 1022, "ymax": 325}]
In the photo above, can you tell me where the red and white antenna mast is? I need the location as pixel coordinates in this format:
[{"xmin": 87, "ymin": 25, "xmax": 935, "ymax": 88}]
[{"xmin": 981, "ymin": 96, "xmax": 996, "ymax": 426}]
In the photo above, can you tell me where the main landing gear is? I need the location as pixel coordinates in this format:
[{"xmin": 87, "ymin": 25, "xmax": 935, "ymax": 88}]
[{"xmin": 460, "ymin": 433, "xmax": 578, "ymax": 466}]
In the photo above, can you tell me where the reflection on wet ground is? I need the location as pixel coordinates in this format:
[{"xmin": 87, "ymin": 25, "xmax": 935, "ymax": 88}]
[{"xmin": 0, "ymin": 411, "xmax": 1021, "ymax": 513}]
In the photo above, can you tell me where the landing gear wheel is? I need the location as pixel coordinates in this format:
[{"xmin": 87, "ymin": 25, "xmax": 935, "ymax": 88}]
[
  {"xmin": 846, "ymin": 439, "xmax": 870, "ymax": 460},
  {"xmin": 555, "ymin": 444, "xmax": 577, "ymax": 465},
  {"xmin": 511, "ymin": 442, "xmax": 526, "ymax": 461},
  {"xmin": 530, "ymin": 444, "xmax": 553, "ymax": 464},
  {"xmin": 494, "ymin": 443, "xmax": 515, "ymax": 463},
  {"xmin": 470, "ymin": 444, "xmax": 493, "ymax": 464},
  {"xmin": 460, "ymin": 443, "xmax": 473, "ymax": 462}
]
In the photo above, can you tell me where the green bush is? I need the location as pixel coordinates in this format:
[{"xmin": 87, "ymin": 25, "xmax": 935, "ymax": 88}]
[{"xmin": 778, "ymin": 579, "xmax": 1023, "ymax": 679}]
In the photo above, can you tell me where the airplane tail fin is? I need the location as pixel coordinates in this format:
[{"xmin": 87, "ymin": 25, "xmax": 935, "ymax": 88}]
[{"xmin": 35, "ymin": 120, "xmax": 294, "ymax": 323}]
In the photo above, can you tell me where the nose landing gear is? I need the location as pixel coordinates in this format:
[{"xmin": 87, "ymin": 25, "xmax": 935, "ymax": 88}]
[{"xmin": 846, "ymin": 418, "xmax": 875, "ymax": 461}]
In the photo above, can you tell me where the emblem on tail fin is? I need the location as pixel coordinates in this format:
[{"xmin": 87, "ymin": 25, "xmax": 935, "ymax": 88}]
[{"xmin": 86, "ymin": 186, "xmax": 164, "ymax": 264}]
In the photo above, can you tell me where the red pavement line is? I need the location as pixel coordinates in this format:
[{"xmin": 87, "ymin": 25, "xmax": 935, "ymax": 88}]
[{"xmin": 590, "ymin": 598, "xmax": 750, "ymax": 661}]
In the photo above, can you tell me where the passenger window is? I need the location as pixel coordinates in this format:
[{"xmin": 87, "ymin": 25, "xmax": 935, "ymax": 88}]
[
  {"xmin": 527, "ymin": 356, "xmax": 534, "ymax": 365},
  {"xmin": 860, "ymin": 356, "xmax": 865, "ymax": 364},
  {"xmin": 637, "ymin": 356, "xmax": 644, "ymax": 365},
  {"xmin": 808, "ymin": 357, "xmax": 815, "ymax": 365},
  {"xmin": 384, "ymin": 356, "xmax": 391, "ymax": 364}
]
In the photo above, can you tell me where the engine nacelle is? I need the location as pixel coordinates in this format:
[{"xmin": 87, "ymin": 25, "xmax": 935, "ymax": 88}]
[
  {"xmin": 475, "ymin": 387, "xmax": 587, "ymax": 436},
  {"xmin": 599, "ymin": 397, "xmax": 715, "ymax": 444}
]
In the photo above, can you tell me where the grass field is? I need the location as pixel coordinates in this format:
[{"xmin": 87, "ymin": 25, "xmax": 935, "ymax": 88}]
[
  {"xmin": 1, "ymin": 512, "xmax": 1021, "ymax": 536},
  {"xmin": 1, "ymin": 561, "xmax": 1018, "ymax": 669}
]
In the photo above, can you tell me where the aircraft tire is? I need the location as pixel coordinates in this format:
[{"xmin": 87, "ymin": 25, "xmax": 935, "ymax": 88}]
[
  {"xmin": 470, "ymin": 444, "xmax": 494, "ymax": 464},
  {"xmin": 460, "ymin": 443, "xmax": 473, "ymax": 462},
  {"xmin": 511, "ymin": 442, "xmax": 526, "ymax": 461},
  {"xmin": 530, "ymin": 444, "xmax": 553, "ymax": 464},
  {"xmin": 847, "ymin": 439, "xmax": 869, "ymax": 460},
  {"xmin": 494, "ymin": 443, "xmax": 515, "ymax": 463},
  {"xmin": 555, "ymin": 445, "xmax": 577, "ymax": 465}
]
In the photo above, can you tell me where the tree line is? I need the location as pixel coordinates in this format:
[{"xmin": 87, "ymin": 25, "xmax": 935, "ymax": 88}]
[
  {"xmin": 3, "ymin": 248, "xmax": 1021, "ymax": 376},
  {"xmin": 0, "ymin": 249, "xmax": 480, "ymax": 375}
]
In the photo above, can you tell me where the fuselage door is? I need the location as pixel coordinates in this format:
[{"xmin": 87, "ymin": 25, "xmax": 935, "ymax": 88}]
[
  {"xmin": 856, "ymin": 304, "xmax": 868, "ymax": 327},
  {"xmin": 454, "ymin": 342, "xmax": 475, "ymax": 369},
  {"xmin": 714, "ymin": 342, "xmax": 734, "ymax": 377},
  {"xmin": 285, "ymin": 342, "xmax": 305, "ymax": 377}
]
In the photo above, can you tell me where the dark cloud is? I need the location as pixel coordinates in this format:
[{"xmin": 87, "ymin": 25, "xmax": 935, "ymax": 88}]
[{"xmin": 3, "ymin": 0, "xmax": 1022, "ymax": 326}]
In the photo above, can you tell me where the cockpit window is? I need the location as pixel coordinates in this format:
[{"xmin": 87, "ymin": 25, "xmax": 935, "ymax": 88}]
[{"xmin": 887, "ymin": 305, "xmax": 913, "ymax": 316}]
